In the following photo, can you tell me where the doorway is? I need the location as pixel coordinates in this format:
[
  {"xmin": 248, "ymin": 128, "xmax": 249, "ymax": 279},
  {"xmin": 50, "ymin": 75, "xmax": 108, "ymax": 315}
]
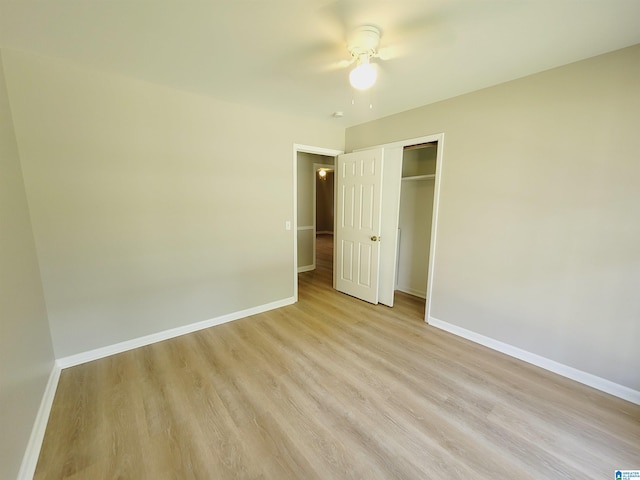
[
  {"xmin": 293, "ymin": 144, "xmax": 342, "ymax": 301},
  {"xmin": 312, "ymin": 163, "xmax": 335, "ymax": 272},
  {"xmin": 379, "ymin": 134, "xmax": 443, "ymax": 322},
  {"xmin": 395, "ymin": 142, "xmax": 438, "ymax": 310}
]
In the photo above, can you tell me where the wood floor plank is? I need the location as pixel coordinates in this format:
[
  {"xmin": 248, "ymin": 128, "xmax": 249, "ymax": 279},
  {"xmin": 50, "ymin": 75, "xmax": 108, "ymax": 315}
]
[{"xmin": 34, "ymin": 234, "xmax": 640, "ymax": 479}]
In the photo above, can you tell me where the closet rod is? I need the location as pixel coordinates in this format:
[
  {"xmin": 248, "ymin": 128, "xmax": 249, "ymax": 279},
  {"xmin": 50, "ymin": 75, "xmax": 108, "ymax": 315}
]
[{"xmin": 402, "ymin": 174, "xmax": 435, "ymax": 181}]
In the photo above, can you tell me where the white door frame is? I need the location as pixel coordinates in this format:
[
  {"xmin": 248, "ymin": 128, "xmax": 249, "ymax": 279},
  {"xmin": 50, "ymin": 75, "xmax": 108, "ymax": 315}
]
[
  {"xmin": 293, "ymin": 144, "xmax": 343, "ymax": 302},
  {"xmin": 358, "ymin": 133, "xmax": 444, "ymax": 323}
]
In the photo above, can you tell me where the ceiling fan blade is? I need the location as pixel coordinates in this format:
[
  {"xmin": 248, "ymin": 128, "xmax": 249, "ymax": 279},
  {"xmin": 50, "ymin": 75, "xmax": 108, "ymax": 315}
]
[
  {"xmin": 376, "ymin": 44, "xmax": 408, "ymax": 61},
  {"xmin": 319, "ymin": 57, "xmax": 354, "ymax": 73}
]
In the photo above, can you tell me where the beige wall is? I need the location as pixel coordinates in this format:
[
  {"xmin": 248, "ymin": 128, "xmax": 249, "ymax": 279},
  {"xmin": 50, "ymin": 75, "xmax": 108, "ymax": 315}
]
[
  {"xmin": 0, "ymin": 51, "xmax": 55, "ymax": 479},
  {"xmin": 296, "ymin": 152, "xmax": 315, "ymax": 227},
  {"xmin": 346, "ymin": 44, "xmax": 640, "ymax": 391},
  {"xmin": 2, "ymin": 48, "xmax": 344, "ymax": 359}
]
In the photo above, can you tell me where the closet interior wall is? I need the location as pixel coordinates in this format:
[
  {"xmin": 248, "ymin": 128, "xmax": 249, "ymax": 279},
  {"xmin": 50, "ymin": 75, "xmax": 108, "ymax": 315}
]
[{"xmin": 396, "ymin": 144, "xmax": 437, "ymax": 298}]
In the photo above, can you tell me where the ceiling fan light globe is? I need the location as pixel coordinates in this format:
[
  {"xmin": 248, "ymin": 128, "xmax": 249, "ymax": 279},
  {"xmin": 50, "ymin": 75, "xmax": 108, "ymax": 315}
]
[{"xmin": 349, "ymin": 63, "xmax": 377, "ymax": 90}]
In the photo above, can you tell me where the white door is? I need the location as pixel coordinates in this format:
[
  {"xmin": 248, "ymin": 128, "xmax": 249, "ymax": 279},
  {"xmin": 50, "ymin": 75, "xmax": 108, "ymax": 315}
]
[
  {"xmin": 377, "ymin": 146, "xmax": 403, "ymax": 307},
  {"xmin": 335, "ymin": 148, "xmax": 383, "ymax": 304}
]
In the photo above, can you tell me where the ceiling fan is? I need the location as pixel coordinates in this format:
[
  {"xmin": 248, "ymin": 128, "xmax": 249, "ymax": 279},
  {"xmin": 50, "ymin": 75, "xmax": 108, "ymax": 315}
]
[
  {"xmin": 337, "ymin": 23, "xmax": 413, "ymax": 90},
  {"xmin": 345, "ymin": 24, "xmax": 383, "ymax": 90},
  {"xmin": 299, "ymin": 4, "xmax": 454, "ymax": 93}
]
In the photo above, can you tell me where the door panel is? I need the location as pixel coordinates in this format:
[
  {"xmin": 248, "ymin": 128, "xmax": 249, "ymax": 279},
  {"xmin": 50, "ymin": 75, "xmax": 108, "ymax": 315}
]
[
  {"xmin": 342, "ymin": 184, "xmax": 355, "ymax": 228},
  {"xmin": 335, "ymin": 148, "xmax": 383, "ymax": 304},
  {"xmin": 360, "ymin": 184, "xmax": 374, "ymax": 229},
  {"xmin": 341, "ymin": 240, "xmax": 354, "ymax": 281},
  {"xmin": 358, "ymin": 244, "xmax": 372, "ymax": 286}
]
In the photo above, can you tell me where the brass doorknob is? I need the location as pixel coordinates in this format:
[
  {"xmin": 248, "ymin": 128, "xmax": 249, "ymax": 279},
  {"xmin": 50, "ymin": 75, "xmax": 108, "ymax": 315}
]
[{"xmin": 370, "ymin": 235, "xmax": 379, "ymax": 242}]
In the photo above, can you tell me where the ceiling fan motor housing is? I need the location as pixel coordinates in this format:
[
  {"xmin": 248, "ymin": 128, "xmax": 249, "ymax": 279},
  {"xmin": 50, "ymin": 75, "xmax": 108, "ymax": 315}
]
[{"xmin": 348, "ymin": 25, "xmax": 381, "ymax": 58}]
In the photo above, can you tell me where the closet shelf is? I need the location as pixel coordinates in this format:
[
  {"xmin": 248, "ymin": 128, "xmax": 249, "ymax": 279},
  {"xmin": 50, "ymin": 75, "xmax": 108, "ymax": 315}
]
[{"xmin": 401, "ymin": 174, "xmax": 435, "ymax": 181}]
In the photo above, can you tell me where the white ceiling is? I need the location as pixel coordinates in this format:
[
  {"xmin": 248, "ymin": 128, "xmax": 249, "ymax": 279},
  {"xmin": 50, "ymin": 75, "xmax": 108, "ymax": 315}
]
[{"xmin": 1, "ymin": 0, "xmax": 640, "ymax": 127}]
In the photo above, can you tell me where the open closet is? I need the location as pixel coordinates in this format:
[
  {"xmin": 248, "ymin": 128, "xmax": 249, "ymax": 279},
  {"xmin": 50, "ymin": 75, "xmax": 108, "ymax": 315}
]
[
  {"xmin": 395, "ymin": 142, "xmax": 437, "ymax": 299},
  {"xmin": 328, "ymin": 133, "xmax": 442, "ymax": 318}
]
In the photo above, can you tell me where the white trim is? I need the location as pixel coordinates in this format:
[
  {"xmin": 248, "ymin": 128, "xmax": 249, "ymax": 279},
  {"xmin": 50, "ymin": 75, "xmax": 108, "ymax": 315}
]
[
  {"xmin": 297, "ymin": 265, "xmax": 315, "ymax": 273},
  {"xmin": 295, "ymin": 144, "xmax": 343, "ymax": 157},
  {"xmin": 293, "ymin": 145, "xmax": 299, "ymax": 302},
  {"xmin": 424, "ymin": 135, "xmax": 444, "ymax": 323},
  {"xmin": 293, "ymin": 144, "xmax": 342, "ymax": 302},
  {"xmin": 355, "ymin": 136, "xmax": 439, "ymax": 152},
  {"xmin": 57, "ymin": 297, "xmax": 294, "ymax": 369},
  {"xmin": 395, "ymin": 286, "xmax": 427, "ymax": 299},
  {"xmin": 428, "ymin": 316, "xmax": 640, "ymax": 405},
  {"xmin": 17, "ymin": 363, "xmax": 61, "ymax": 480}
]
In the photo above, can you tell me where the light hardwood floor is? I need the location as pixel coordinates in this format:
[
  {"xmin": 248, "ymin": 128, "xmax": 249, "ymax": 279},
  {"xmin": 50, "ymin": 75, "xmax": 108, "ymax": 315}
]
[{"xmin": 35, "ymin": 234, "xmax": 639, "ymax": 479}]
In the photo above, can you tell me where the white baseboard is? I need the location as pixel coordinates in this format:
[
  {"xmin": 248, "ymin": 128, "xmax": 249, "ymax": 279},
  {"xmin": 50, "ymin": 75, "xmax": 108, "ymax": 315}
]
[
  {"xmin": 57, "ymin": 297, "xmax": 295, "ymax": 369},
  {"xmin": 428, "ymin": 316, "xmax": 640, "ymax": 406},
  {"xmin": 395, "ymin": 286, "xmax": 427, "ymax": 299},
  {"xmin": 17, "ymin": 363, "xmax": 61, "ymax": 480},
  {"xmin": 297, "ymin": 265, "xmax": 315, "ymax": 273},
  {"xmin": 18, "ymin": 297, "xmax": 295, "ymax": 478}
]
